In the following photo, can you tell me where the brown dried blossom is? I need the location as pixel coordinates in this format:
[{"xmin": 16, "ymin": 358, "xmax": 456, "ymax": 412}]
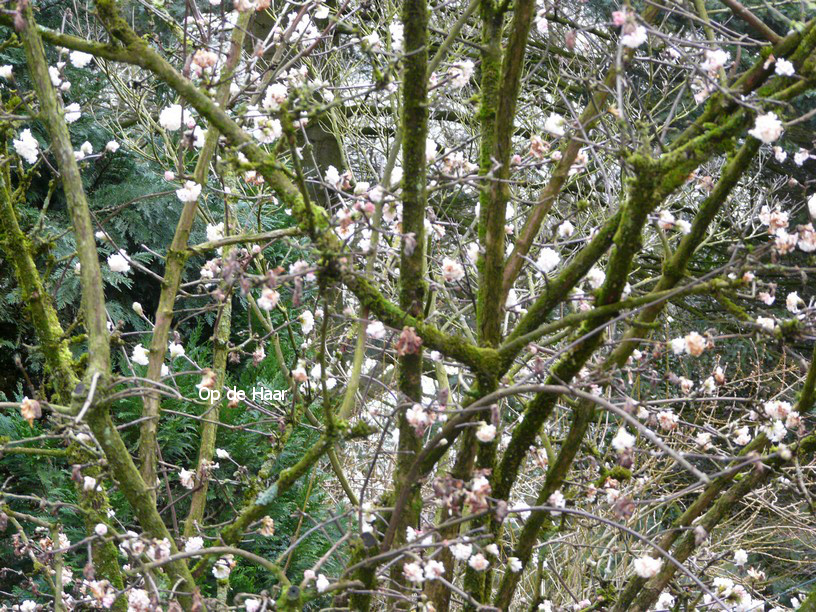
[
  {"xmin": 20, "ymin": 397, "xmax": 41, "ymax": 427},
  {"xmin": 396, "ymin": 326, "xmax": 422, "ymax": 356}
]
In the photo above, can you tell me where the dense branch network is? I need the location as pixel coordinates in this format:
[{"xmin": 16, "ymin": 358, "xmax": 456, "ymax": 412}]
[{"xmin": 0, "ymin": 0, "xmax": 816, "ymax": 611}]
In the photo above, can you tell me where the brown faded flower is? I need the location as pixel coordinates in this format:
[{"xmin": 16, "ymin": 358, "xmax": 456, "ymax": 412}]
[
  {"xmin": 612, "ymin": 496, "xmax": 635, "ymax": 520},
  {"xmin": 20, "ymin": 397, "xmax": 41, "ymax": 427},
  {"xmin": 192, "ymin": 49, "xmax": 218, "ymax": 70},
  {"xmin": 529, "ymin": 135, "xmax": 549, "ymax": 159},
  {"xmin": 465, "ymin": 470, "xmax": 493, "ymax": 513},
  {"xmin": 683, "ymin": 331, "xmax": 706, "ymax": 357},
  {"xmin": 197, "ymin": 368, "xmax": 217, "ymax": 390},
  {"xmin": 432, "ymin": 474, "xmax": 465, "ymax": 512},
  {"xmin": 493, "ymin": 499, "xmax": 509, "ymax": 523},
  {"xmin": 259, "ymin": 516, "xmax": 275, "ymax": 536},
  {"xmin": 396, "ymin": 326, "xmax": 422, "ymax": 356}
]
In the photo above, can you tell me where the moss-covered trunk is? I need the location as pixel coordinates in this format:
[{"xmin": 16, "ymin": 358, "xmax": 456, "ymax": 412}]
[{"xmin": 388, "ymin": 0, "xmax": 430, "ymax": 604}]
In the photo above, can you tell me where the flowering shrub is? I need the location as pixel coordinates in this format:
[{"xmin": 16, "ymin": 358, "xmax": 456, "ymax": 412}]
[{"xmin": 1, "ymin": 0, "xmax": 816, "ymax": 611}]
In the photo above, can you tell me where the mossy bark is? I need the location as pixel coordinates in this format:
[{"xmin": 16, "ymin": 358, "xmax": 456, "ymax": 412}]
[
  {"xmin": 493, "ymin": 156, "xmax": 660, "ymax": 506},
  {"xmin": 502, "ymin": 210, "xmax": 621, "ymax": 357},
  {"xmin": 179, "ymin": 14, "xmax": 250, "ymax": 533},
  {"xmin": 623, "ymin": 463, "xmax": 774, "ymax": 612},
  {"xmin": 20, "ymin": 3, "xmax": 816, "ymax": 610},
  {"xmin": 19, "ymin": 3, "xmax": 109, "ymax": 376},
  {"xmin": 389, "ymin": 0, "xmax": 429, "ymax": 603},
  {"xmin": 0, "ymin": 153, "xmax": 76, "ymax": 401},
  {"xmin": 493, "ymin": 401, "xmax": 594, "ymax": 608},
  {"xmin": 492, "ymin": 98, "xmax": 770, "ymax": 505},
  {"xmin": 85, "ymin": 406, "xmax": 199, "ymax": 602},
  {"xmin": 0, "ymin": 134, "xmax": 126, "ymax": 609},
  {"xmin": 463, "ymin": 3, "xmax": 505, "ymax": 604},
  {"xmin": 618, "ymin": 333, "xmax": 816, "ymax": 611},
  {"xmin": 474, "ymin": 0, "xmax": 505, "ymax": 349}
]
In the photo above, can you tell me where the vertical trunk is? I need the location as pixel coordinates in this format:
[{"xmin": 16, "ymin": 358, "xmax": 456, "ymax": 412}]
[
  {"xmin": 19, "ymin": 4, "xmax": 109, "ymax": 376},
  {"xmin": 475, "ymin": 1, "xmax": 504, "ymax": 350},
  {"xmin": 469, "ymin": 0, "xmax": 535, "ymax": 603},
  {"xmin": 389, "ymin": 0, "xmax": 429, "ymax": 601},
  {"xmin": 0, "ymin": 166, "xmax": 76, "ymax": 401}
]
